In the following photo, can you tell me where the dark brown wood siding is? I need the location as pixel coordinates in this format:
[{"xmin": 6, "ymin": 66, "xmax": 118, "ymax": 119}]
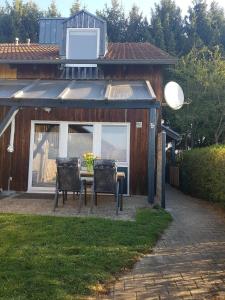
[
  {"xmin": 0, "ymin": 107, "xmax": 150, "ymax": 194},
  {"xmin": 0, "ymin": 63, "xmax": 163, "ymax": 195}
]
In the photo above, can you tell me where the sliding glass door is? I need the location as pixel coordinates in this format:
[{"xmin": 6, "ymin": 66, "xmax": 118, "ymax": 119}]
[
  {"xmin": 31, "ymin": 124, "xmax": 59, "ymax": 188},
  {"xmin": 29, "ymin": 122, "xmax": 130, "ymax": 194}
]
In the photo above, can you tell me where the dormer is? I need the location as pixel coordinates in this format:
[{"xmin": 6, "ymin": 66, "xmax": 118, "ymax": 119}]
[
  {"xmin": 60, "ymin": 11, "xmax": 107, "ymax": 66},
  {"xmin": 39, "ymin": 10, "xmax": 107, "ymax": 60}
]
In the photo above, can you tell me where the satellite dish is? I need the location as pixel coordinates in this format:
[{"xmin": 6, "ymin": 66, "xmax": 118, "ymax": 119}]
[{"xmin": 164, "ymin": 81, "xmax": 184, "ymax": 110}]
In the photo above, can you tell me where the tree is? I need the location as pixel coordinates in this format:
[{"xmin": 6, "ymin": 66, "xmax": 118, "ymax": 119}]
[
  {"xmin": 126, "ymin": 5, "xmax": 151, "ymax": 42},
  {"xmin": 46, "ymin": 0, "xmax": 61, "ymax": 17},
  {"xmin": 208, "ymin": 1, "xmax": 225, "ymax": 48},
  {"xmin": 70, "ymin": 0, "xmax": 80, "ymax": 16},
  {"xmin": 164, "ymin": 47, "xmax": 225, "ymax": 147},
  {"xmin": 150, "ymin": 0, "xmax": 186, "ymax": 55},
  {"xmin": 97, "ymin": 0, "xmax": 127, "ymax": 42},
  {"xmin": 21, "ymin": 1, "xmax": 43, "ymax": 42},
  {"xmin": 185, "ymin": 0, "xmax": 212, "ymax": 51}
]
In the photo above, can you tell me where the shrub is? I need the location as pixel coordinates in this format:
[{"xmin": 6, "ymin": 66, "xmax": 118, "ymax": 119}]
[{"xmin": 180, "ymin": 145, "xmax": 225, "ymax": 204}]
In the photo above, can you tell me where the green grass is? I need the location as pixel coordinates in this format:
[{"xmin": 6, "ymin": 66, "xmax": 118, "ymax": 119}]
[{"xmin": 0, "ymin": 209, "xmax": 172, "ymax": 300}]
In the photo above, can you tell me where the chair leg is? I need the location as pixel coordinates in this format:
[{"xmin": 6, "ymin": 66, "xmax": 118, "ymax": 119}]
[
  {"xmin": 120, "ymin": 194, "xmax": 123, "ymax": 211},
  {"xmin": 116, "ymin": 183, "xmax": 119, "ymax": 215},
  {"xmin": 53, "ymin": 190, "xmax": 59, "ymax": 211},
  {"xmin": 84, "ymin": 180, "xmax": 87, "ymax": 206},
  {"xmin": 62, "ymin": 191, "xmax": 65, "ymax": 204},
  {"xmin": 90, "ymin": 190, "xmax": 95, "ymax": 213},
  {"xmin": 78, "ymin": 191, "xmax": 82, "ymax": 213},
  {"xmin": 95, "ymin": 193, "xmax": 97, "ymax": 206}
]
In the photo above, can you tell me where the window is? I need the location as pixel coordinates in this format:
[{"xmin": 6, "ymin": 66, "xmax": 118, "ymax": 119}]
[
  {"xmin": 67, "ymin": 125, "xmax": 93, "ymax": 159},
  {"xmin": 29, "ymin": 122, "xmax": 130, "ymax": 194},
  {"xmin": 101, "ymin": 125, "xmax": 128, "ymax": 162},
  {"xmin": 66, "ymin": 28, "xmax": 100, "ymax": 67}
]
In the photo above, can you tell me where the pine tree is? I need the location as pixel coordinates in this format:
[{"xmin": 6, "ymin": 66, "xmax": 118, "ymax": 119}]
[
  {"xmin": 70, "ymin": 0, "xmax": 80, "ymax": 16},
  {"xmin": 150, "ymin": 0, "xmax": 185, "ymax": 55},
  {"xmin": 185, "ymin": 0, "xmax": 212, "ymax": 50},
  {"xmin": 97, "ymin": 0, "xmax": 127, "ymax": 42},
  {"xmin": 126, "ymin": 5, "xmax": 150, "ymax": 42},
  {"xmin": 46, "ymin": 0, "xmax": 61, "ymax": 17}
]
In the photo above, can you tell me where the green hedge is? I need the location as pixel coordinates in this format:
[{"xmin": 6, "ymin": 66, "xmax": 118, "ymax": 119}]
[{"xmin": 180, "ymin": 145, "xmax": 225, "ymax": 204}]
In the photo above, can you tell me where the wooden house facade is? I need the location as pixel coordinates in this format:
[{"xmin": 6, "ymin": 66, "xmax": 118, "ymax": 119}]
[{"xmin": 0, "ymin": 10, "xmax": 177, "ymax": 201}]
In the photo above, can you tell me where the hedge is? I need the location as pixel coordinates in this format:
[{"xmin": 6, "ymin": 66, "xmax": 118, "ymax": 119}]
[{"xmin": 180, "ymin": 145, "xmax": 225, "ymax": 204}]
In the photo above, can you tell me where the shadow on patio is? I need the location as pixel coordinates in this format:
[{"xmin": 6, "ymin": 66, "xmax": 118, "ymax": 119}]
[{"xmin": 0, "ymin": 193, "xmax": 150, "ymax": 221}]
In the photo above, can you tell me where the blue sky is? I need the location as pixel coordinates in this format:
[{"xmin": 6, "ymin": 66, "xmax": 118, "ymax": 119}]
[{"xmin": 4, "ymin": 0, "xmax": 225, "ymax": 17}]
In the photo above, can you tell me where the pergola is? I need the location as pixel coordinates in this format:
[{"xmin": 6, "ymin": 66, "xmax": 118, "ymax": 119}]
[{"xmin": 0, "ymin": 79, "xmax": 164, "ymax": 205}]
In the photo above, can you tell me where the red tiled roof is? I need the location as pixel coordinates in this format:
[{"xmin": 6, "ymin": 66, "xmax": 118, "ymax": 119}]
[
  {"xmin": 0, "ymin": 43, "xmax": 59, "ymax": 60},
  {"xmin": 0, "ymin": 42, "xmax": 175, "ymax": 62},
  {"xmin": 105, "ymin": 42, "xmax": 173, "ymax": 60}
]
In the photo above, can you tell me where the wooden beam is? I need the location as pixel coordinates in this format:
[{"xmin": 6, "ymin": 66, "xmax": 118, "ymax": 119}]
[
  {"xmin": 0, "ymin": 107, "xmax": 19, "ymax": 138},
  {"xmin": 156, "ymin": 131, "xmax": 166, "ymax": 208},
  {"xmin": 148, "ymin": 108, "xmax": 156, "ymax": 204}
]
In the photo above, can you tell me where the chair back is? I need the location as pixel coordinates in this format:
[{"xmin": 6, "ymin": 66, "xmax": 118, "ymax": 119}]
[
  {"xmin": 56, "ymin": 157, "xmax": 81, "ymax": 191},
  {"xmin": 93, "ymin": 159, "xmax": 117, "ymax": 193}
]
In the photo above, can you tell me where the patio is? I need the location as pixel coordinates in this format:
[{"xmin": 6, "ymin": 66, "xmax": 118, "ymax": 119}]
[{"xmin": 0, "ymin": 193, "xmax": 151, "ymax": 221}]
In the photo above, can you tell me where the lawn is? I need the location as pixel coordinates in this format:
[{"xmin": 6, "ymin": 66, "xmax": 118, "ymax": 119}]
[{"xmin": 0, "ymin": 209, "xmax": 171, "ymax": 299}]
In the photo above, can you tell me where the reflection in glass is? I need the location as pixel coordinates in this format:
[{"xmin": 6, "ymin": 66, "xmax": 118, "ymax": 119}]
[
  {"xmin": 32, "ymin": 124, "xmax": 59, "ymax": 187},
  {"xmin": 68, "ymin": 125, "xmax": 93, "ymax": 159},
  {"xmin": 101, "ymin": 125, "xmax": 127, "ymax": 162}
]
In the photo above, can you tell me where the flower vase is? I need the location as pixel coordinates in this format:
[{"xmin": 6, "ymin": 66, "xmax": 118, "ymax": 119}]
[{"xmin": 86, "ymin": 163, "xmax": 93, "ymax": 173}]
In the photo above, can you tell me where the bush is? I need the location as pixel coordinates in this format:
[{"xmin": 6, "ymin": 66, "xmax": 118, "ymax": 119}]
[{"xmin": 180, "ymin": 145, "xmax": 225, "ymax": 204}]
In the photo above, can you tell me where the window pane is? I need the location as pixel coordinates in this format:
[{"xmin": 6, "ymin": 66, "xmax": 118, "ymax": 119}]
[
  {"xmin": 68, "ymin": 30, "xmax": 98, "ymax": 59},
  {"xmin": 32, "ymin": 124, "xmax": 59, "ymax": 187},
  {"xmin": 67, "ymin": 125, "xmax": 93, "ymax": 159},
  {"xmin": 101, "ymin": 125, "xmax": 127, "ymax": 162}
]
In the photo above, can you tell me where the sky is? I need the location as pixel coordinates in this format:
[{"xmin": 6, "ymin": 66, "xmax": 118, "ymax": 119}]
[{"xmin": 3, "ymin": 0, "xmax": 225, "ymax": 17}]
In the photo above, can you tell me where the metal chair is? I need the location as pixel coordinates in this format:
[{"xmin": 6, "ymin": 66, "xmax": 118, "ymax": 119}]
[
  {"xmin": 91, "ymin": 159, "xmax": 120, "ymax": 215},
  {"xmin": 53, "ymin": 157, "xmax": 84, "ymax": 212}
]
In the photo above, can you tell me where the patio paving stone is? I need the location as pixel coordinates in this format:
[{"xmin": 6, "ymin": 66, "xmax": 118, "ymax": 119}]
[{"xmin": 0, "ymin": 192, "xmax": 150, "ymax": 221}]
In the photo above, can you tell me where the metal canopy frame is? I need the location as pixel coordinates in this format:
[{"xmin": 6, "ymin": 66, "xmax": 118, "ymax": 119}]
[
  {"xmin": 0, "ymin": 58, "xmax": 178, "ymax": 65},
  {"xmin": 0, "ymin": 79, "xmax": 160, "ymax": 204}
]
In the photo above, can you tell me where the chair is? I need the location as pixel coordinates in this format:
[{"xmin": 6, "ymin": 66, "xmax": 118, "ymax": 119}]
[
  {"xmin": 53, "ymin": 157, "xmax": 84, "ymax": 212},
  {"xmin": 91, "ymin": 159, "xmax": 120, "ymax": 215}
]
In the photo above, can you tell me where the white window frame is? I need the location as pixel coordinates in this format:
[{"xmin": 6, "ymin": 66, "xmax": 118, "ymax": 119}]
[
  {"xmin": 66, "ymin": 28, "xmax": 100, "ymax": 67},
  {"xmin": 28, "ymin": 121, "xmax": 130, "ymax": 195}
]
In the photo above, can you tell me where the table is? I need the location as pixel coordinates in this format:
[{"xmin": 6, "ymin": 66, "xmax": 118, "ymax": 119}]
[{"xmin": 80, "ymin": 170, "xmax": 125, "ymax": 210}]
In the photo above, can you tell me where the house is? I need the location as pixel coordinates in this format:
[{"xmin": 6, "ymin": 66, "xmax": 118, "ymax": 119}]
[{"xmin": 0, "ymin": 10, "xmax": 178, "ymax": 204}]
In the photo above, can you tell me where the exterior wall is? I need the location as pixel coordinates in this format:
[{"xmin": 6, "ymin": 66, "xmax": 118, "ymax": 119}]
[
  {"xmin": 0, "ymin": 107, "xmax": 149, "ymax": 195},
  {"xmin": 0, "ymin": 63, "xmax": 163, "ymax": 195},
  {"xmin": 0, "ymin": 64, "xmax": 17, "ymax": 79},
  {"xmin": 39, "ymin": 18, "xmax": 66, "ymax": 45}
]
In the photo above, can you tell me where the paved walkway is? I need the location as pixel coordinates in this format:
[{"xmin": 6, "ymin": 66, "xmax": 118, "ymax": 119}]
[{"xmin": 108, "ymin": 186, "xmax": 225, "ymax": 300}]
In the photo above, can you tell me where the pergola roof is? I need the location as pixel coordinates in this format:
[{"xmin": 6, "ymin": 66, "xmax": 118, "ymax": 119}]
[{"xmin": 0, "ymin": 79, "xmax": 159, "ymax": 109}]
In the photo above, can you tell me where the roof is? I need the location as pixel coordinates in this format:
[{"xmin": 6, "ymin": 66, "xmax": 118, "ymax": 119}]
[
  {"xmin": 162, "ymin": 124, "xmax": 181, "ymax": 141},
  {"xmin": 0, "ymin": 44, "xmax": 59, "ymax": 60},
  {"xmin": 0, "ymin": 79, "xmax": 156, "ymax": 101},
  {"xmin": 0, "ymin": 42, "xmax": 177, "ymax": 64},
  {"xmin": 63, "ymin": 9, "xmax": 106, "ymax": 24},
  {"xmin": 0, "ymin": 79, "xmax": 159, "ymax": 109},
  {"xmin": 105, "ymin": 43, "xmax": 173, "ymax": 61}
]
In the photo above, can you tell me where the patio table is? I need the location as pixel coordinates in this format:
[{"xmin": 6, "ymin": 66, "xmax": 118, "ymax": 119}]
[{"xmin": 80, "ymin": 170, "xmax": 125, "ymax": 210}]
